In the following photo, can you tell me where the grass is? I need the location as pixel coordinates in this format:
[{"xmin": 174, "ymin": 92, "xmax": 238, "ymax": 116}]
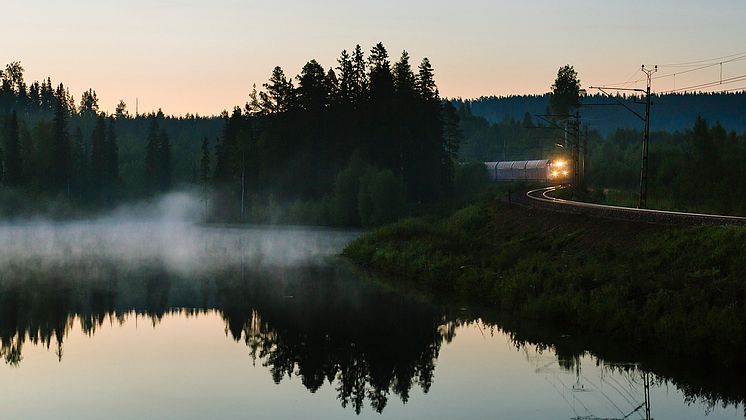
[{"xmin": 343, "ymin": 197, "xmax": 746, "ymax": 368}]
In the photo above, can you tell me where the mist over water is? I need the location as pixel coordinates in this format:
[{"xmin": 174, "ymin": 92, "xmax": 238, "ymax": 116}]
[{"xmin": 0, "ymin": 191, "xmax": 359, "ymax": 273}]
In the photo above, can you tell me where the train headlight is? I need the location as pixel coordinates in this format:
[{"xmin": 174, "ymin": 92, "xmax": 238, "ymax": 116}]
[
  {"xmin": 554, "ymin": 160, "xmax": 567, "ymax": 168},
  {"xmin": 562, "ymin": 170, "xmax": 569, "ymax": 176},
  {"xmin": 551, "ymin": 171, "xmax": 559, "ymax": 177}
]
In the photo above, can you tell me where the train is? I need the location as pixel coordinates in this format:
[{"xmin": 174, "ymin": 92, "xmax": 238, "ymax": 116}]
[{"xmin": 484, "ymin": 159, "xmax": 571, "ymax": 183}]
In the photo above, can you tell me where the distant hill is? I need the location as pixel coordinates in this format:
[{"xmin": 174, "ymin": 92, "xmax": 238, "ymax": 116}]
[{"xmin": 455, "ymin": 92, "xmax": 746, "ymax": 135}]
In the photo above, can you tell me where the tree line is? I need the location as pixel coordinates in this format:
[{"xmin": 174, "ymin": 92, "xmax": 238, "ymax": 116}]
[
  {"xmin": 0, "ymin": 61, "xmax": 221, "ymax": 215},
  {"xmin": 0, "ymin": 44, "xmax": 462, "ymax": 225},
  {"xmin": 207, "ymin": 43, "xmax": 461, "ymax": 225},
  {"xmin": 456, "ymin": 91, "xmax": 746, "ymax": 135},
  {"xmin": 455, "ymin": 91, "xmax": 746, "ymax": 215}
]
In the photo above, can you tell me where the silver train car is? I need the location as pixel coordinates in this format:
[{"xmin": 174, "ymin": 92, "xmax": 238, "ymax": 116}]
[{"xmin": 484, "ymin": 159, "xmax": 570, "ymax": 183}]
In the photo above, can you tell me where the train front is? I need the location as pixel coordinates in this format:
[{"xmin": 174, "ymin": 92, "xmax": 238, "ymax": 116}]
[{"xmin": 549, "ymin": 159, "xmax": 571, "ymax": 183}]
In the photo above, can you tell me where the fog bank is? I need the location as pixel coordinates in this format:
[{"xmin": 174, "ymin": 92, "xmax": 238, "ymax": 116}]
[{"xmin": 0, "ymin": 192, "xmax": 359, "ymax": 273}]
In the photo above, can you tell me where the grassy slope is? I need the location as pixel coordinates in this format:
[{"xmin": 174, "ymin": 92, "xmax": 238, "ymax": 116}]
[{"xmin": 343, "ymin": 200, "xmax": 746, "ymax": 367}]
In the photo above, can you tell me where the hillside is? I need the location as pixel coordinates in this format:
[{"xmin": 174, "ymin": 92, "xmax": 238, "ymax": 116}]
[
  {"xmin": 343, "ymin": 198, "xmax": 746, "ymax": 368},
  {"xmin": 456, "ymin": 92, "xmax": 746, "ymax": 134}
]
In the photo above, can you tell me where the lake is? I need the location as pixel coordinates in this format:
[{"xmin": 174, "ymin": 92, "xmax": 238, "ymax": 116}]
[{"xmin": 0, "ymin": 222, "xmax": 742, "ymax": 419}]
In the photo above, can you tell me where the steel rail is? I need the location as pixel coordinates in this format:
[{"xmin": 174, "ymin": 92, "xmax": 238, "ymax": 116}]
[{"xmin": 526, "ymin": 185, "xmax": 746, "ymax": 225}]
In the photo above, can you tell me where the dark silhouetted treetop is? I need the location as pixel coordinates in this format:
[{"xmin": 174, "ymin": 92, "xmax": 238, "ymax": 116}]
[
  {"xmin": 115, "ymin": 100, "xmax": 129, "ymax": 119},
  {"xmin": 296, "ymin": 59, "xmax": 328, "ymax": 112},
  {"xmin": 550, "ymin": 64, "xmax": 581, "ymax": 117},
  {"xmin": 417, "ymin": 57, "xmax": 438, "ymax": 102},
  {"xmin": 79, "ymin": 89, "xmax": 99, "ymax": 117},
  {"xmin": 260, "ymin": 66, "xmax": 294, "ymax": 114}
]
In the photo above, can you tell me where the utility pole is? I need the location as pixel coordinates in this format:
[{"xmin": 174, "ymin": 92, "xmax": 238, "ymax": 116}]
[
  {"xmin": 590, "ymin": 65, "xmax": 656, "ymax": 209},
  {"xmin": 582, "ymin": 124, "xmax": 588, "ymax": 187},
  {"xmin": 643, "ymin": 371, "xmax": 652, "ymax": 420},
  {"xmin": 639, "ymin": 65, "xmax": 657, "ymax": 209},
  {"xmin": 572, "ymin": 111, "xmax": 580, "ymax": 189},
  {"xmin": 532, "ymin": 113, "xmax": 580, "ymax": 187}
]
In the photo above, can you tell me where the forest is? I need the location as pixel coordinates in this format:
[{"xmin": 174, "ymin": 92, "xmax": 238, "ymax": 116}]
[
  {"xmin": 0, "ymin": 44, "xmax": 461, "ymax": 226},
  {"xmin": 456, "ymin": 97, "xmax": 746, "ymax": 215},
  {"xmin": 2, "ymin": 55, "xmax": 746, "ymax": 222},
  {"xmin": 459, "ymin": 91, "xmax": 746, "ymax": 135}
]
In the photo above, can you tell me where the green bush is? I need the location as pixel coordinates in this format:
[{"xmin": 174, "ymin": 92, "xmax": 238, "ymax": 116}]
[
  {"xmin": 358, "ymin": 167, "xmax": 406, "ymax": 227},
  {"xmin": 331, "ymin": 152, "xmax": 367, "ymax": 226}
]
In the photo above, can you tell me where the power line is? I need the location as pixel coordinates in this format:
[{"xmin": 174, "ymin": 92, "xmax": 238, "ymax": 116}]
[
  {"xmin": 598, "ymin": 53, "xmax": 746, "ymax": 88},
  {"xmin": 600, "ymin": 69, "xmax": 648, "ymax": 88},
  {"xmin": 658, "ymin": 51, "xmax": 746, "ymax": 67},
  {"xmin": 652, "ymin": 54, "xmax": 746, "ymax": 81},
  {"xmin": 717, "ymin": 85, "xmax": 746, "ymax": 93},
  {"xmin": 657, "ymin": 73, "xmax": 746, "ymax": 94}
]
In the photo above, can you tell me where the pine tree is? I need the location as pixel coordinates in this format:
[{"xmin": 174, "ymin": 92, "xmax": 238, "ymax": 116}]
[
  {"xmin": 296, "ymin": 60, "xmax": 327, "ymax": 112},
  {"xmin": 549, "ymin": 65, "xmax": 581, "ymax": 118},
  {"xmin": 27, "ymin": 81, "xmax": 40, "ymax": 114},
  {"xmin": 115, "ymin": 100, "xmax": 128, "ymax": 119},
  {"xmin": 393, "ymin": 51, "xmax": 416, "ymax": 94},
  {"xmin": 52, "ymin": 83, "xmax": 71, "ymax": 195},
  {"xmin": 41, "ymin": 78, "xmax": 55, "ymax": 112},
  {"xmin": 392, "ymin": 51, "xmax": 418, "ymax": 180},
  {"xmin": 336, "ymin": 49, "xmax": 355, "ymax": 106},
  {"xmin": 245, "ymin": 84, "xmax": 263, "ymax": 115},
  {"xmin": 367, "ymin": 43, "xmax": 396, "ymax": 168},
  {"xmin": 351, "ymin": 45, "xmax": 368, "ymax": 105},
  {"xmin": 79, "ymin": 89, "xmax": 99, "ymax": 116},
  {"xmin": 260, "ymin": 66, "xmax": 294, "ymax": 114},
  {"xmin": 416, "ymin": 58, "xmax": 438, "ymax": 102},
  {"xmin": 324, "ymin": 68, "xmax": 339, "ymax": 108}
]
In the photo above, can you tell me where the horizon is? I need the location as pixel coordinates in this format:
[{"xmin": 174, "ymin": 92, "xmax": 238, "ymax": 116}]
[{"xmin": 4, "ymin": 0, "xmax": 746, "ymax": 116}]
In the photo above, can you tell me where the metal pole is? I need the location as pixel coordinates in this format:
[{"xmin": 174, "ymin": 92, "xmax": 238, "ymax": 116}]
[
  {"xmin": 503, "ymin": 135, "xmax": 506, "ymax": 161},
  {"xmin": 643, "ymin": 371, "xmax": 652, "ymax": 420},
  {"xmin": 639, "ymin": 65, "xmax": 657, "ymax": 209},
  {"xmin": 573, "ymin": 111, "xmax": 580, "ymax": 190},
  {"xmin": 583, "ymin": 125, "xmax": 588, "ymax": 187}
]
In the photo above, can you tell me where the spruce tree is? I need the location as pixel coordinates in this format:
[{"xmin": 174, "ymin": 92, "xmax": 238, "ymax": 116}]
[
  {"xmin": 351, "ymin": 45, "xmax": 368, "ymax": 105},
  {"xmin": 336, "ymin": 49, "xmax": 354, "ymax": 106},
  {"xmin": 324, "ymin": 68, "xmax": 339, "ymax": 108},
  {"xmin": 297, "ymin": 60, "xmax": 327, "ymax": 112},
  {"xmin": 52, "ymin": 84, "xmax": 71, "ymax": 195},
  {"xmin": 260, "ymin": 67, "xmax": 293, "ymax": 114}
]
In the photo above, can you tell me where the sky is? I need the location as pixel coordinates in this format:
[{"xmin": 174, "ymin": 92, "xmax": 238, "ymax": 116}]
[{"xmin": 3, "ymin": 0, "xmax": 746, "ymax": 116}]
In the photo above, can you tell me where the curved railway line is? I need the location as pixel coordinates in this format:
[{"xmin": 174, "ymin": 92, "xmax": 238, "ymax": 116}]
[{"xmin": 524, "ymin": 185, "xmax": 746, "ymax": 226}]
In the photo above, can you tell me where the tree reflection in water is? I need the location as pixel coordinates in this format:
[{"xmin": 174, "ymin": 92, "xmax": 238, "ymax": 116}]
[{"xmin": 0, "ymin": 259, "xmax": 744, "ymax": 416}]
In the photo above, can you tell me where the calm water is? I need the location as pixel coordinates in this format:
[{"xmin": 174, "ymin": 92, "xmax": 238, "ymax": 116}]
[{"xmin": 0, "ymin": 222, "xmax": 743, "ymax": 419}]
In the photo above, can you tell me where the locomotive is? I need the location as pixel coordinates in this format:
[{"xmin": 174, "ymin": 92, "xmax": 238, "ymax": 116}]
[{"xmin": 484, "ymin": 159, "xmax": 571, "ymax": 183}]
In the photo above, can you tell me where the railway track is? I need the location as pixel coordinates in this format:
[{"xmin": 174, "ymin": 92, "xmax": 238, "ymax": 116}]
[{"xmin": 524, "ymin": 185, "xmax": 746, "ymax": 226}]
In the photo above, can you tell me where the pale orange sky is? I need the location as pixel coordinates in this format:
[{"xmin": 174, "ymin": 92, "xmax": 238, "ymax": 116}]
[{"xmin": 3, "ymin": 0, "xmax": 746, "ymax": 116}]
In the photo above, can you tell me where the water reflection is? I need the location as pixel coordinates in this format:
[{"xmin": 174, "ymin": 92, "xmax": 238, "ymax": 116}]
[
  {"xmin": 0, "ymin": 258, "xmax": 446, "ymax": 414},
  {"xmin": 0, "ymin": 231, "xmax": 744, "ymax": 418}
]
